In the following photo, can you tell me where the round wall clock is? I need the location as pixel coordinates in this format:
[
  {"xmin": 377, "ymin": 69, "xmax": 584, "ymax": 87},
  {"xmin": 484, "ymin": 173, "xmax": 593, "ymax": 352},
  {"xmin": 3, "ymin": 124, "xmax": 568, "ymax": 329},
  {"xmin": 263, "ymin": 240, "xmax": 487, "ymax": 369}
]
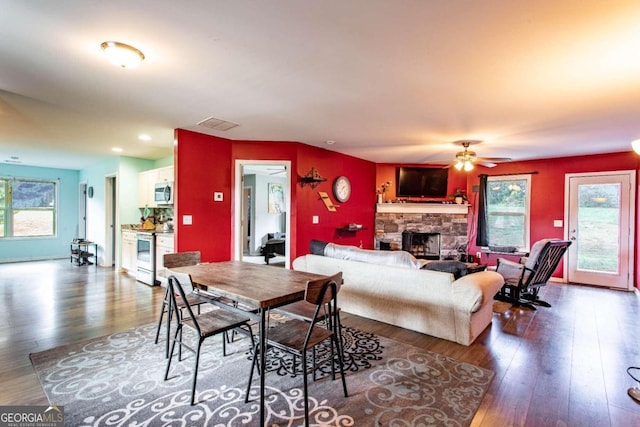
[{"xmin": 333, "ymin": 175, "xmax": 351, "ymax": 202}]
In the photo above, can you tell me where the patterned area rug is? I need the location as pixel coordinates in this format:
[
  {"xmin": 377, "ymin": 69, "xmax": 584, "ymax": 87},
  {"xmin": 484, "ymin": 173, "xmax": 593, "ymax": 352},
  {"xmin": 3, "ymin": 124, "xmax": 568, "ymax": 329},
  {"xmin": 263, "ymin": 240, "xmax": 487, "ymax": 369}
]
[{"xmin": 30, "ymin": 323, "xmax": 494, "ymax": 426}]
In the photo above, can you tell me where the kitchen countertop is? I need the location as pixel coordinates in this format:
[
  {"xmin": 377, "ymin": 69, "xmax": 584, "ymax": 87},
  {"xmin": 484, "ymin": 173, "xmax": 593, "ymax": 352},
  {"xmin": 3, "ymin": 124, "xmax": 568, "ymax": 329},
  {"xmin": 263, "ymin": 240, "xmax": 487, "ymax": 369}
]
[{"xmin": 121, "ymin": 225, "xmax": 174, "ymax": 234}]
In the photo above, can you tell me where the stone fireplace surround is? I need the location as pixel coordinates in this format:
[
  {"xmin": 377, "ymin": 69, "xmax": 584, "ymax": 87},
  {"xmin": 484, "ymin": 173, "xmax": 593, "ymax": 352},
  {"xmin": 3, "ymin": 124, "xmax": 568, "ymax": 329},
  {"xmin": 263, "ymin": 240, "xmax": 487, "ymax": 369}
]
[{"xmin": 375, "ymin": 203, "xmax": 469, "ymax": 260}]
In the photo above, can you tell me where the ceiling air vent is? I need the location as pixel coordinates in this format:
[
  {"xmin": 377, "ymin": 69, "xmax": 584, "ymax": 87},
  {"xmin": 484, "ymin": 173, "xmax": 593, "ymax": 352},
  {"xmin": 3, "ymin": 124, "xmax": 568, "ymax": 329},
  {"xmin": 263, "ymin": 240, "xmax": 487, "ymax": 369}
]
[{"xmin": 197, "ymin": 116, "xmax": 239, "ymax": 131}]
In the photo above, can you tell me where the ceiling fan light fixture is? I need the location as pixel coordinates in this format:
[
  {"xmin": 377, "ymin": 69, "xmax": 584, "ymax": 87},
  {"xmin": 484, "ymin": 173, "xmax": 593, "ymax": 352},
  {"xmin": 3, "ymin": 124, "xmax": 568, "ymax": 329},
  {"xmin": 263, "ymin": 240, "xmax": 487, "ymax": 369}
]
[
  {"xmin": 454, "ymin": 160, "xmax": 464, "ymax": 170},
  {"xmin": 632, "ymin": 139, "xmax": 640, "ymax": 154},
  {"xmin": 100, "ymin": 41, "xmax": 145, "ymax": 68},
  {"xmin": 464, "ymin": 160, "xmax": 474, "ymax": 171}
]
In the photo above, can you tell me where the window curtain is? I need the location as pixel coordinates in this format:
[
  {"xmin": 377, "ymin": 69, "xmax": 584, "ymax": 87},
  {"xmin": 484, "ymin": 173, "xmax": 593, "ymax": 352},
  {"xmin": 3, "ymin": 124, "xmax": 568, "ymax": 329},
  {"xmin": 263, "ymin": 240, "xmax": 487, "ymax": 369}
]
[{"xmin": 475, "ymin": 174, "xmax": 489, "ymax": 246}]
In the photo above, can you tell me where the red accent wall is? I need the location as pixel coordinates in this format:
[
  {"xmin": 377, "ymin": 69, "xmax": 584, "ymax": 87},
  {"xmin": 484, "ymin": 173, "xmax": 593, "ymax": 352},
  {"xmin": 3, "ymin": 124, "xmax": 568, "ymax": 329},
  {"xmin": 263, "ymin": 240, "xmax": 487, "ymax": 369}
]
[
  {"xmin": 294, "ymin": 144, "xmax": 376, "ymax": 253},
  {"xmin": 174, "ymin": 129, "xmax": 233, "ymax": 261},
  {"xmin": 174, "ymin": 129, "xmax": 376, "ymax": 263}
]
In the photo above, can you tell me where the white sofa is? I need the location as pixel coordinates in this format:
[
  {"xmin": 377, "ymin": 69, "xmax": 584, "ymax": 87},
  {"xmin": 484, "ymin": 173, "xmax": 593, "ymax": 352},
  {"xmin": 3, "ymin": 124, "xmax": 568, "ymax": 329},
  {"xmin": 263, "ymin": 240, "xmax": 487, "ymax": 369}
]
[{"xmin": 292, "ymin": 251, "xmax": 504, "ymax": 346}]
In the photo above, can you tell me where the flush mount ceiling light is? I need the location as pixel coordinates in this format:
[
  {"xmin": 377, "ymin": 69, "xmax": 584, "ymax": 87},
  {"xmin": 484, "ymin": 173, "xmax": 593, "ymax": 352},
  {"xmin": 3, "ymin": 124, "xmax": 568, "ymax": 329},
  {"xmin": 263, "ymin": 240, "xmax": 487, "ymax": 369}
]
[{"xmin": 100, "ymin": 41, "xmax": 145, "ymax": 68}]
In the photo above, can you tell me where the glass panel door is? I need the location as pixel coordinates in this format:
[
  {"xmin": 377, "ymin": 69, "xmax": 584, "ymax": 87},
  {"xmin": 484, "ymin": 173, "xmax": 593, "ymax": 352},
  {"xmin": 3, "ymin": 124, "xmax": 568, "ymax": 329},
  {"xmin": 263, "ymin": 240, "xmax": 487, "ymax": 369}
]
[{"xmin": 567, "ymin": 172, "xmax": 634, "ymax": 289}]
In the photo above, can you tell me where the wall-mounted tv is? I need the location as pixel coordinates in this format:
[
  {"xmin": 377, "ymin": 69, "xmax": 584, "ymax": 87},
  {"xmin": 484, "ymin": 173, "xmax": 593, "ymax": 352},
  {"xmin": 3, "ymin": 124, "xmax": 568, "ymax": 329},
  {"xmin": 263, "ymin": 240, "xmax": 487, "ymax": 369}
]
[{"xmin": 396, "ymin": 167, "xmax": 449, "ymax": 198}]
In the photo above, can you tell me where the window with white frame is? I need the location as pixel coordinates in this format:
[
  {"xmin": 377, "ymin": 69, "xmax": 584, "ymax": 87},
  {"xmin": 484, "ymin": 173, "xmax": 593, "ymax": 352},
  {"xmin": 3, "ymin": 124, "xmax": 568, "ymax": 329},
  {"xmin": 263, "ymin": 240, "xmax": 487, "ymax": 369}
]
[
  {"xmin": 486, "ymin": 174, "xmax": 531, "ymax": 251},
  {"xmin": 0, "ymin": 178, "xmax": 57, "ymax": 238}
]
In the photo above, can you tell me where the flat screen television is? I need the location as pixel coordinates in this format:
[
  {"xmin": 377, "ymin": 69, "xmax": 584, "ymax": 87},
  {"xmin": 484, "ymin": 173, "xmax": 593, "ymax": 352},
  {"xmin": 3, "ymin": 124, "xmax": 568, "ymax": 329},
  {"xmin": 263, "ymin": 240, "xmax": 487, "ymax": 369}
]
[{"xmin": 396, "ymin": 167, "xmax": 449, "ymax": 198}]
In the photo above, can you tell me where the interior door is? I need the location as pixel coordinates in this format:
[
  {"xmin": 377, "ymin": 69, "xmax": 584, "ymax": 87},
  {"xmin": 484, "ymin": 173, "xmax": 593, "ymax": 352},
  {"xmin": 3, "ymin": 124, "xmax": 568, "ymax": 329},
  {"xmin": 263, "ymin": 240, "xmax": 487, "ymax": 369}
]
[
  {"xmin": 79, "ymin": 182, "xmax": 87, "ymax": 239},
  {"xmin": 234, "ymin": 160, "xmax": 291, "ymax": 268},
  {"xmin": 243, "ymin": 187, "xmax": 251, "ymax": 254},
  {"xmin": 565, "ymin": 171, "xmax": 635, "ymax": 289}
]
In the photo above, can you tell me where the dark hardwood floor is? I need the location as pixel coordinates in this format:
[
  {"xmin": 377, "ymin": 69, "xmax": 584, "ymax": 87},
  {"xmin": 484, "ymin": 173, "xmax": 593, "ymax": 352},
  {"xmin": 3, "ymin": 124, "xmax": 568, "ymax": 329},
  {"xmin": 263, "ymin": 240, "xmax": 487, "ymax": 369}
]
[{"xmin": 2, "ymin": 259, "xmax": 640, "ymax": 426}]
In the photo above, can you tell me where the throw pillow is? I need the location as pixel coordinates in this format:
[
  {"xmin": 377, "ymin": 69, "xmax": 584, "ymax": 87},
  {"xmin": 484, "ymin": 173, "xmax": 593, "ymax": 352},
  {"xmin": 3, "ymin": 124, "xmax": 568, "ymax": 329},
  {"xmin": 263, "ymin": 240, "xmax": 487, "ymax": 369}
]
[
  {"xmin": 422, "ymin": 260, "xmax": 469, "ymax": 279},
  {"xmin": 310, "ymin": 239, "xmax": 329, "ymax": 255}
]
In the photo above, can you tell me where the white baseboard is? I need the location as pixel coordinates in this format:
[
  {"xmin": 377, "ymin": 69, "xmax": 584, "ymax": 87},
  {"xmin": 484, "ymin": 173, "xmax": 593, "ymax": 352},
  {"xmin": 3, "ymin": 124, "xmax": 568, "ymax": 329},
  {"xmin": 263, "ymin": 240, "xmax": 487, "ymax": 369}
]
[{"xmin": 0, "ymin": 255, "xmax": 68, "ymax": 264}]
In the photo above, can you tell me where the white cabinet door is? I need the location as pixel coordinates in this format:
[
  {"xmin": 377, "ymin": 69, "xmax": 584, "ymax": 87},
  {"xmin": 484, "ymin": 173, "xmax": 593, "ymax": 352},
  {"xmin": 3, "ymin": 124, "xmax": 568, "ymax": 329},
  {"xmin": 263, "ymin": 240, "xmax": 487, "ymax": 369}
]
[
  {"xmin": 121, "ymin": 231, "xmax": 137, "ymax": 273},
  {"xmin": 138, "ymin": 170, "xmax": 158, "ymax": 208},
  {"xmin": 155, "ymin": 234, "xmax": 174, "ymax": 285},
  {"xmin": 156, "ymin": 166, "xmax": 174, "ymax": 183}
]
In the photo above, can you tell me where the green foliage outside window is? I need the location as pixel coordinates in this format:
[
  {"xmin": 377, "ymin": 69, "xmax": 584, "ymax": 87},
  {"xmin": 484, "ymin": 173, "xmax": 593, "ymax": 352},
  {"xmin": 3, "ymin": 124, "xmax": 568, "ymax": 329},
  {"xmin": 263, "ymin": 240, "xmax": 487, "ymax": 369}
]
[
  {"xmin": 486, "ymin": 177, "xmax": 529, "ymax": 248},
  {"xmin": 0, "ymin": 178, "xmax": 56, "ymax": 238}
]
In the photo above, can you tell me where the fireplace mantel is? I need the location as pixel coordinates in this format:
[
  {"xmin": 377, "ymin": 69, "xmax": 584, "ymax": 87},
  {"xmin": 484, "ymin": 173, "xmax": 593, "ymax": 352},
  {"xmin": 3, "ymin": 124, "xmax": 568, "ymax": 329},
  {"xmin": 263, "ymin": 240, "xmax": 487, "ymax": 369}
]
[{"xmin": 376, "ymin": 203, "xmax": 469, "ymax": 214}]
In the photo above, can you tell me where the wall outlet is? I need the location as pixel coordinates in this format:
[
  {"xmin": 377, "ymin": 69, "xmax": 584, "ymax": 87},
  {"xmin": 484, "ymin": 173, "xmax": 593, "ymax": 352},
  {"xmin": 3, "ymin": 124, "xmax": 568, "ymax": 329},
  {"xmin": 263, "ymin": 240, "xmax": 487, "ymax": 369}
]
[{"xmin": 476, "ymin": 251, "xmax": 482, "ymax": 259}]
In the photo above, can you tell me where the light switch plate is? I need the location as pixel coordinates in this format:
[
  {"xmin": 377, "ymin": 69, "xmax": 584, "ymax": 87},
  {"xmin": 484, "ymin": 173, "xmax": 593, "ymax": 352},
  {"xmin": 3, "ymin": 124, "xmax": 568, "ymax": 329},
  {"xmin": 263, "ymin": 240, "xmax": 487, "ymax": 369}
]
[
  {"xmin": 214, "ymin": 192, "xmax": 223, "ymax": 201},
  {"xmin": 312, "ymin": 215, "xmax": 319, "ymax": 224},
  {"xmin": 553, "ymin": 220, "xmax": 563, "ymax": 227},
  {"xmin": 183, "ymin": 215, "xmax": 192, "ymax": 225}
]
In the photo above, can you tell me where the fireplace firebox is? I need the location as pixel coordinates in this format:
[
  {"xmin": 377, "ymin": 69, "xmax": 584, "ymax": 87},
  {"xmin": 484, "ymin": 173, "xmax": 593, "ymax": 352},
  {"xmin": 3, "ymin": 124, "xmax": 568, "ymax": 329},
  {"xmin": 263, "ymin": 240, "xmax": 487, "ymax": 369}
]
[{"xmin": 402, "ymin": 231, "xmax": 441, "ymax": 260}]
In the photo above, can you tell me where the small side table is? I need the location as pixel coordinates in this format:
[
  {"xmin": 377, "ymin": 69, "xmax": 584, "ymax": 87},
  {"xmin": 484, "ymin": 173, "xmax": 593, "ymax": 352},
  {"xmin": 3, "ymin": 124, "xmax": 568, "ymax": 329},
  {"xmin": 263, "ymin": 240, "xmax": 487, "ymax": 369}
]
[{"xmin": 70, "ymin": 241, "xmax": 97, "ymax": 267}]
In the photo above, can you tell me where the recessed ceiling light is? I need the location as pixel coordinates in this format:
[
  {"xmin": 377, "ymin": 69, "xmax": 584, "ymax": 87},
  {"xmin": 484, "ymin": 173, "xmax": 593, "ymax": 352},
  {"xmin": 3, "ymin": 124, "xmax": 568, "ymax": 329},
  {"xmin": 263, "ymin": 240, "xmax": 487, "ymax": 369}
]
[
  {"xmin": 100, "ymin": 41, "xmax": 145, "ymax": 68},
  {"xmin": 112, "ymin": 147, "xmax": 123, "ymax": 153},
  {"xmin": 325, "ymin": 140, "xmax": 336, "ymax": 145},
  {"xmin": 138, "ymin": 134, "xmax": 151, "ymax": 141}
]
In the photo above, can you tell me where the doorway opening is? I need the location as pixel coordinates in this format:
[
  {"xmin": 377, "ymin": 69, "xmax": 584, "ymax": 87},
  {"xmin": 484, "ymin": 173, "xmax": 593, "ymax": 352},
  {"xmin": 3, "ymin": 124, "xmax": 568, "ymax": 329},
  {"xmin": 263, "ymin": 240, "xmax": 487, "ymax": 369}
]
[
  {"xmin": 78, "ymin": 182, "xmax": 88, "ymax": 240},
  {"xmin": 234, "ymin": 160, "xmax": 291, "ymax": 268},
  {"xmin": 104, "ymin": 175, "xmax": 117, "ymax": 267}
]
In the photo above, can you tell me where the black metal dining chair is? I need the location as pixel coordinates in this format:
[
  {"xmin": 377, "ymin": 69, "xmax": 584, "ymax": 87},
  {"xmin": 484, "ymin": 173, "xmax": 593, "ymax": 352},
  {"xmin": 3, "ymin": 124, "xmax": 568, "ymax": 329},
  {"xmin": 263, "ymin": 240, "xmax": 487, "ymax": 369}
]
[
  {"xmin": 272, "ymin": 272, "xmax": 345, "ymax": 380},
  {"xmin": 164, "ymin": 274, "xmax": 255, "ymax": 405},
  {"xmin": 154, "ymin": 251, "xmax": 206, "ymax": 357},
  {"xmin": 245, "ymin": 273, "xmax": 348, "ymax": 426}
]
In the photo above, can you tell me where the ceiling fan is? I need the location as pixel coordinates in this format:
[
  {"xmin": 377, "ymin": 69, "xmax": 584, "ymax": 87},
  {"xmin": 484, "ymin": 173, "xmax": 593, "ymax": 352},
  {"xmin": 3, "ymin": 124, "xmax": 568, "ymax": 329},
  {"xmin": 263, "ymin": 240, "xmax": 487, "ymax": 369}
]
[
  {"xmin": 268, "ymin": 166, "xmax": 287, "ymax": 175},
  {"xmin": 446, "ymin": 140, "xmax": 511, "ymax": 170}
]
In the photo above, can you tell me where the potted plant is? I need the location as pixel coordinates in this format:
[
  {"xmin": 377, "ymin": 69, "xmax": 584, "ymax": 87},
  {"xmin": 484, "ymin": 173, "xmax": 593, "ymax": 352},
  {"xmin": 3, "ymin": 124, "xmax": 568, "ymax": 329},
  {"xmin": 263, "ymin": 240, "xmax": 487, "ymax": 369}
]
[
  {"xmin": 377, "ymin": 181, "xmax": 392, "ymax": 203},
  {"xmin": 449, "ymin": 188, "xmax": 467, "ymax": 204}
]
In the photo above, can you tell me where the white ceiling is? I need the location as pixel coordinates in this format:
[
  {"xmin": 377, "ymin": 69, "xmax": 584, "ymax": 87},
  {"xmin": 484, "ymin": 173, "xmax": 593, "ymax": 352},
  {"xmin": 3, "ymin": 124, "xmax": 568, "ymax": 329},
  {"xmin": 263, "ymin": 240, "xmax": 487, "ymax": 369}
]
[{"xmin": 2, "ymin": 0, "xmax": 640, "ymax": 170}]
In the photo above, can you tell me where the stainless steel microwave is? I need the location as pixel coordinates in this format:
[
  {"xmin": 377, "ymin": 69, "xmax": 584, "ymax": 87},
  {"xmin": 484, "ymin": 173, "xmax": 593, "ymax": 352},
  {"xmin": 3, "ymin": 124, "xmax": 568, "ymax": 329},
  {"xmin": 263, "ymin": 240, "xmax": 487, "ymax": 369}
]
[{"xmin": 154, "ymin": 182, "xmax": 173, "ymax": 205}]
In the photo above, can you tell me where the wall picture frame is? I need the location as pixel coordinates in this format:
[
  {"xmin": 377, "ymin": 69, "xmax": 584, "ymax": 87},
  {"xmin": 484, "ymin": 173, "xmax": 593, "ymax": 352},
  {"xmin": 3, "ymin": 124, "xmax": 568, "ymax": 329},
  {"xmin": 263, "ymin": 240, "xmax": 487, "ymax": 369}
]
[{"xmin": 268, "ymin": 182, "xmax": 285, "ymax": 213}]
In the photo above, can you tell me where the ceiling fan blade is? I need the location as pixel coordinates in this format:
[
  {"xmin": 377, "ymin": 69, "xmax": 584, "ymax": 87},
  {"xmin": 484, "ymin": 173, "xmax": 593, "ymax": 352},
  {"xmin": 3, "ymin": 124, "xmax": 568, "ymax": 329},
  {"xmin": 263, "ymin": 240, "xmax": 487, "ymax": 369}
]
[
  {"xmin": 477, "ymin": 157, "xmax": 512, "ymax": 162},
  {"xmin": 474, "ymin": 156, "xmax": 511, "ymax": 168},
  {"xmin": 476, "ymin": 160, "xmax": 498, "ymax": 168}
]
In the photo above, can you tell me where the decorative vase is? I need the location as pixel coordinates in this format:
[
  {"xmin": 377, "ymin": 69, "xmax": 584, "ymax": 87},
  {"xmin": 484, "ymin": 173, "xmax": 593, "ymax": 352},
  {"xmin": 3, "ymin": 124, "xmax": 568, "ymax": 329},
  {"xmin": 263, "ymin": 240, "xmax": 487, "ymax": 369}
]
[
  {"xmin": 377, "ymin": 194, "xmax": 383, "ymax": 204},
  {"xmin": 455, "ymin": 196, "xmax": 463, "ymax": 204}
]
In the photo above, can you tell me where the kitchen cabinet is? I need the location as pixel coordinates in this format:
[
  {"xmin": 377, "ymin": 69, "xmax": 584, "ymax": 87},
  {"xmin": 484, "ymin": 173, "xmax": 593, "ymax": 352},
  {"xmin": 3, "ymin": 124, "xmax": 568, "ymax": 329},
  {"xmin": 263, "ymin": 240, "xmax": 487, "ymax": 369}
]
[
  {"xmin": 155, "ymin": 233, "xmax": 175, "ymax": 285},
  {"xmin": 156, "ymin": 165, "xmax": 174, "ymax": 184},
  {"xmin": 138, "ymin": 166, "xmax": 174, "ymax": 208},
  {"xmin": 121, "ymin": 230, "xmax": 137, "ymax": 274},
  {"xmin": 138, "ymin": 169, "xmax": 156, "ymax": 208}
]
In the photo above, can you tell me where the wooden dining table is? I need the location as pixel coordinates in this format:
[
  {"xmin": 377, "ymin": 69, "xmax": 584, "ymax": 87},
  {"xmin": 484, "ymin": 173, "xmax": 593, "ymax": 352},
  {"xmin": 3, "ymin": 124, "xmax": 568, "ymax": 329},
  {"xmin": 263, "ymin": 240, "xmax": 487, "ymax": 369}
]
[{"xmin": 170, "ymin": 261, "xmax": 328, "ymax": 427}]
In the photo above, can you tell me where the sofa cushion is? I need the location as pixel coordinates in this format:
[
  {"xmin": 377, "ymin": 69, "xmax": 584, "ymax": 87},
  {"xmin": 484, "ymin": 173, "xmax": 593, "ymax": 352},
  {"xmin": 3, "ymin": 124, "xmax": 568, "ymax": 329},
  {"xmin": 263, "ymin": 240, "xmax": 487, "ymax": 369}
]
[{"xmin": 422, "ymin": 260, "xmax": 468, "ymax": 279}]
